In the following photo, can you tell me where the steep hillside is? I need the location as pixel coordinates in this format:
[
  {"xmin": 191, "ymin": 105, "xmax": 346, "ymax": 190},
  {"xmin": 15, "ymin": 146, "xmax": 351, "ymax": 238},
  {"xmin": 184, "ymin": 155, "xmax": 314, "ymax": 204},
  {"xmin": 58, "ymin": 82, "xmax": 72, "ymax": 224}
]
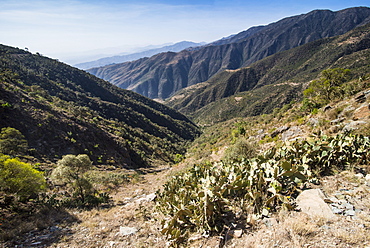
[
  {"xmin": 165, "ymin": 22, "xmax": 370, "ymax": 124},
  {"xmin": 88, "ymin": 7, "xmax": 370, "ymax": 99},
  {"xmin": 75, "ymin": 41, "xmax": 204, "ymax": 70},
  {"xmin": 0, "ymin": 45, "xmax": 199, "ymax": 168}
]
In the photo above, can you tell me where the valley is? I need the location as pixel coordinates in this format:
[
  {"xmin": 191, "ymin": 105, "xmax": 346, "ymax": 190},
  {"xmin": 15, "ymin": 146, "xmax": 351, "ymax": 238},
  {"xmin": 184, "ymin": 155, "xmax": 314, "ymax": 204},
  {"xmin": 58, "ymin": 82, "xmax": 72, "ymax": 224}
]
[{"xmin": 1, "ymin": 6, "xmax": 370, "ymax": 248}]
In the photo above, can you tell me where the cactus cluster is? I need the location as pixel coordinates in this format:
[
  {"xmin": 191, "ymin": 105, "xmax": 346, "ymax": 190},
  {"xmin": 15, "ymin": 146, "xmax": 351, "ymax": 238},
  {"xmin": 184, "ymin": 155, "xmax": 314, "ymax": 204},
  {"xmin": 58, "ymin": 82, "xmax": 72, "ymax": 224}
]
[{"xmin": 155, "ymin": 133, "xmax": 370, "ymax": 245}]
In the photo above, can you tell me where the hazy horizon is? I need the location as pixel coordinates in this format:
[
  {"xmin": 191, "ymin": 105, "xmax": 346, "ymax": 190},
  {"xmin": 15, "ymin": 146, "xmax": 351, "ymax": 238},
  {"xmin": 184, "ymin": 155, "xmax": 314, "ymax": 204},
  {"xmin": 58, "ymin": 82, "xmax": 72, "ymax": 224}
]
[{"xmin": 1, "ymin": 0, "xmax": 369, "ymax": 63}]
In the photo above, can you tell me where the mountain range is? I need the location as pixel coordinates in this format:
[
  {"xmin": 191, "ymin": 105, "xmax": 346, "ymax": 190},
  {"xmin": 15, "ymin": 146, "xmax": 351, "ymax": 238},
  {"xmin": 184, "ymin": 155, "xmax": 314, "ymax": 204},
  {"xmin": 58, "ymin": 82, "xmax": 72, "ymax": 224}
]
[
  {"xmin": 75, "ymin": 41, "xmax": 205, "ymax": 70},
  {"xmin": 166, "ymin": 22, "xmax": 370, "ymax": 124},
  {"xmin": 87, "ymin": 7, "xmax": 370, "ymax": 100},
  {"xmin": 0, "ymin": 45, "xmax": 199, "ymax": 168}
]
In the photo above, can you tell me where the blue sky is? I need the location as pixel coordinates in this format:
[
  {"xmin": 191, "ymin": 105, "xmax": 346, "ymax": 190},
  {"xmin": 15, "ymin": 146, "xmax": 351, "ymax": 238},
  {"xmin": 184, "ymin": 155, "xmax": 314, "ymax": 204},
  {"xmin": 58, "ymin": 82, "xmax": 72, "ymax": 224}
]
[{"xmin": 0, "ymin": 0, "xmax": 368, "ymax": 63}]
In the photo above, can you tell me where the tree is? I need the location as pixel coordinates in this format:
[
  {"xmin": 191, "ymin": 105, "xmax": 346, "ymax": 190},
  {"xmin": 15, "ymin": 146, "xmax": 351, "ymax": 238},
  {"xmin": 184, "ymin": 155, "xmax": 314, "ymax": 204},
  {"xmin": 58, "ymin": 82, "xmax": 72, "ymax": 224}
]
[
  {"xmin": 0, "ymin": 127, "xmax": 28, "ymax": 156},
  {"xmin": 303, "ymin": 68, "xmax": 351, "ymax": 111},
  {"xmin": 0, "ymin": 155, "xmax": 46, "ymax": 201},
  {"xmin": 51, "ymin": 154, "xmax": 95, "ymax": 205}
]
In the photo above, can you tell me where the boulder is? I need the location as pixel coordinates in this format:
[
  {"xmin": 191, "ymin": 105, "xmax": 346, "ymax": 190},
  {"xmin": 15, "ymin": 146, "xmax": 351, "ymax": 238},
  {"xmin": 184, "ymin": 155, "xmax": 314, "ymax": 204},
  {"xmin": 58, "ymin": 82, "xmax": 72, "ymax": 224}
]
[{"xmin": 296, "ymin": 189, "xmax": 336, "ymax": 220}]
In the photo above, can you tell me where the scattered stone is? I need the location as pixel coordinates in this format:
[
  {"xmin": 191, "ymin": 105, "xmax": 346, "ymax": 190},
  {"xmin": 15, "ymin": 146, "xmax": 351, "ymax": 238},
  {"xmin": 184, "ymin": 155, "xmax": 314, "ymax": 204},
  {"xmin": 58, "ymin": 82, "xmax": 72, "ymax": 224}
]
[
  {"xmin": 30, "ymin": 241, "xmax": 42, "ymax": 246},
  {"xmin": 308, "ymin": 118, "xmax": 319, "ymax": 126},
  {"xmin": 296, "ymin": 189, "xmax": 336, "ymax": 220},
  {"xmin": 344, "ymin": 210, "xmax": 356, "ymax": 216},
  {"xmin": 263, "ymin": 218, "xmax": 278, "ymax": 227},
  {"xmin": 229, "ymin": 229, "xmax": 243, "ymax": 238},
  {"xmin": 330, "ymin": 117, "xmax": 346, "ymax": 124},
  {"xmin": 117, "ymin": 226, "xmax": 138, "ymax": 236},
  {"xmin": 355, "ymin": 173, "xmax": 364, "ymax": 179},
  {"xmin": 271, "ymin": 126, "xmax": 290, "ymax": 138},
  {"xmin": 354, "ymin": 92, "xmax": 366, "ymax": 103},
  {"xmin": 353, "ymin": 103, "xmax": 370, "ymax": 120},
  {"xmin": 342, "ymin": 120, "xmax": 367, "ymax": 132},
  {"xmin": 134, "ymin": 193, "xmax": 156, "ymax": 204},
  {"xmin": 281, "ymin": 126, "xmax": 302, "ymax": 141},
  {"xmin": 323, "ymin": 105, "xmax": 332, "ymax": 111},
  {"xmin": 365, "ymin": 174, "xmax": 370, "ymax": 181}
]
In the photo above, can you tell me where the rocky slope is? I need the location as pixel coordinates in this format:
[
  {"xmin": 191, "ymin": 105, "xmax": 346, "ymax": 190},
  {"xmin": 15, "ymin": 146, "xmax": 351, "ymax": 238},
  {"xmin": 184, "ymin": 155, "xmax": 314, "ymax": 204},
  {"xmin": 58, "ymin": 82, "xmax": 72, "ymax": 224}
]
[
  {"xmin": 88, "ymin": 7, "xmax": 370, "ymax": 100},
  {"xmin": 165, "ymin": 22, "xmax": 370, "ymax": 124},
  {"xmin": 4, "ymin": 87, "xmax": 370, "ymax": 248},
  {"xmin": 0, "ymin": 44, "xmax": 199, "ymax": 168}
]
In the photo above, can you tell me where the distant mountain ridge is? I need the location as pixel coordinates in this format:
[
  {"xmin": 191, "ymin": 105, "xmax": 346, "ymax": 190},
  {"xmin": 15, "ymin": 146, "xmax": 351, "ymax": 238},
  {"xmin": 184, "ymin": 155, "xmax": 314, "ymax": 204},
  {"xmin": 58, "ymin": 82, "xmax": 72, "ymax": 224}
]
[
  {"xmin": 87, "ymin": 7, "xmax": 370, "ymax": 100},
  {"xmin": 165, "ymin": 22, "xmax": 370, "ymax": 124},
  {"xmin": 0, "ymin": 44, "xmax": 199, "ymax": 168},
  {"xmin": 75, "ymin": 41, "xmax": 205, "ymax": 70}
]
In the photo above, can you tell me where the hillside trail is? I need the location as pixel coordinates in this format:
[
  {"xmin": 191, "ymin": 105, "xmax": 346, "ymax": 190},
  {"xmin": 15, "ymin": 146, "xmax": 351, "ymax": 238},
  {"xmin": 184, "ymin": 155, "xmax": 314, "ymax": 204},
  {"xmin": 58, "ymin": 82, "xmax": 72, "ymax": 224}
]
[
  {"xmin": 48, "ymin": 164, "xmax": 179, "ymax": 248},
  {"xmin": 8, "ymin": 163, "xmax": 181, "ymax": 248}
]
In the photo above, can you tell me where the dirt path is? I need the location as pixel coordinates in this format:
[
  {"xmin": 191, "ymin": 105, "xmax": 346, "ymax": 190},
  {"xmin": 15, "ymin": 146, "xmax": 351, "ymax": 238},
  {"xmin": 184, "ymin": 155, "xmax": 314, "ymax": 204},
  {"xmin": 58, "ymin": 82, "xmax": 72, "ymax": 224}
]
[
  {"xmin": 4, "ymin": 162, "xmax": 370, "ymax": 248},
  {"xmin": 47, "ymin": 165, "xmax": 177, "ymax": 248}
]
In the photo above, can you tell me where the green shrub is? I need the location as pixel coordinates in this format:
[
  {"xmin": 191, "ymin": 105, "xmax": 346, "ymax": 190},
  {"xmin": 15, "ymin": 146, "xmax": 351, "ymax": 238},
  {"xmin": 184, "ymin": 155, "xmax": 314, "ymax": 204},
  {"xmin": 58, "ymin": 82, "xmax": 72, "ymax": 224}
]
[
  {"xmin": 156, "ymin": 133, "xmax": 370, "ymax": 245},
  {"xmin": 223, "ymin": 138, "xmax": 256, "ymax": 162},
  {"xmin": 0, "ymin": 127, "xmax": 28, "ymax": 156},
  {"xmin": 0, "ymin": 155, "xmax": 46, "ymax": 201},
  {"xmin": 51, "ymin": 154, "xmax": 108, "ymax": 207}
]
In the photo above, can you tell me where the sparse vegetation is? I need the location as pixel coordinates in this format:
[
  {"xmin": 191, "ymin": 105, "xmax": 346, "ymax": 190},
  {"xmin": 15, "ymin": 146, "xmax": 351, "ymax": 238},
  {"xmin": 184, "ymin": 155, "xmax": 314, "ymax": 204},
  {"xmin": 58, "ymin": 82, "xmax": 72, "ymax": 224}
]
[
  {"xmin": 50, "ymin": 154, "xmax": 110, "ymax": 207},
  {"xmin": 1, "ymin": 8, "xmax": 370, "ymax": 248},
  {"xmin": 156, "ymin": 133, "xmax": 370, "ymax": 245}
]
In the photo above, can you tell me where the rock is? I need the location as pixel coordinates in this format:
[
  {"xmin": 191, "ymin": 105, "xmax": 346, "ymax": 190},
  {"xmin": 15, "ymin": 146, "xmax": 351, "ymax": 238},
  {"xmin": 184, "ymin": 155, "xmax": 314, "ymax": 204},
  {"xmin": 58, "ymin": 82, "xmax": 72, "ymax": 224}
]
[
  {"xmin": 31, "ymin": 241, "xmax": 42, "ymax": 246},
  {"xmin": 354, "ymin": 92, "xmax": 366, "ymax": 103},
  {"xmin": 308, "ymin": 118, "xmax": 319, "ymax": 127},
  {"xmin": 330, "ymin": 117, "xmax": 345, "ymax": 124},
  {"xmin": 355, "ymin": 173, "xmax": 364, "ymax": 179},
  {"xmin": 263, "ymin": 218, "xmax": 278, "ymax": 227},
  {"xmin": 353, "ymin": 103, "xmax": 370, "ymax": 120},
  {"xmin": 296, "ymin": 189, "xmax": 336, "ymax": 220},
  {"xmin": 331, "ymin": 206, "xmax": 344, "ymax": 214},
  {"xmin": 365, "ymin": 174, "xmax": 370, "ymax": 181},
  {"xmin": 271, "ymin": 126, "xmax": 290, "ymax": 138},
  {"xmin": 117, "ymin": 226, "xmax": 138, "ymax": 236},
  {"xmin": 323, "ymin": 105, "xmax": 332, "ymax": 111},
  {"xmin": 281, "ymin": 126, "xmax": 302, "ymax": 141},
  {"xmin": 338, "ymin": 105, "xmax": 355, "ymax": 118},
  {"xmin": 229, "ymin": 229, "xmax": 243, "ymax": 238},
  {"xmin": 344, "ymin": 210, "xmax": 356, "ymax": 216},
  {"xmin": 342, "ymin": 121, "xmax": 367, "ymax": 132},
  {"xmin": 134, "ymin": 193, "xmax": 156, "ymax": 204},
  {"xmin": 342, "ymin": 202, "xmax": 354, "ymax": 210}
]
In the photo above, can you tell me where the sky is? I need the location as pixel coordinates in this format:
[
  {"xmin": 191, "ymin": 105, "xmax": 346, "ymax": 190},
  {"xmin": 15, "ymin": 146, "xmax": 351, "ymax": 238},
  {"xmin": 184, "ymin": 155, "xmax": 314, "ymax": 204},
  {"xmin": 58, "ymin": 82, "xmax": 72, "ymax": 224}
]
[{"xmin": 1, "ymin": 0, "xmax": 369, "ymax": 64}]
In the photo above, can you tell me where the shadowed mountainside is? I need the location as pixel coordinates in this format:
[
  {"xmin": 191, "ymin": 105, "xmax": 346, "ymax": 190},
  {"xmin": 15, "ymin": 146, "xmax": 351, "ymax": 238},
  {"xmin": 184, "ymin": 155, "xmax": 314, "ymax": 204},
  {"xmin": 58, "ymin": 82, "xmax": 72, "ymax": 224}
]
[{"xmin": 0, "ymin": 45, "xmax": 200, "ymax": 168}]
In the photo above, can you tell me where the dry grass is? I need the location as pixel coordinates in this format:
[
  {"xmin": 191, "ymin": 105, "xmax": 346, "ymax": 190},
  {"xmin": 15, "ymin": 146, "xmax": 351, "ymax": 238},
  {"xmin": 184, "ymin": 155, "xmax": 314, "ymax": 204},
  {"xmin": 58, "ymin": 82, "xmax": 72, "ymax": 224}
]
[{"xmin": 219, "ymin": 170, "xmax": 370, "ymax": 248}]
